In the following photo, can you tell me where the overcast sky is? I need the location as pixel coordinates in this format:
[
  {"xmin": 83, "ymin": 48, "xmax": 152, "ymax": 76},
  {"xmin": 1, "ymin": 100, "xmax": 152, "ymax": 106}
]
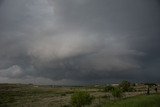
[{"xmin": 0, "ymin": 0, "xmax": 160, "ymax": 85}]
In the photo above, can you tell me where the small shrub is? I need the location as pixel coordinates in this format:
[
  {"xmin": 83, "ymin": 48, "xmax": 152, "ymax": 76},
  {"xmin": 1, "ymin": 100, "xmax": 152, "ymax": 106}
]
[
  {"xmin": 61, "ymin": 93, "xmax": 66, "ymax": 96},
  {"xmin": 63, "ymin": 105, "xmax": 70, "ymax": 107},
  {"xmin": 128, "ymin": 87, "xmax": 135, "ymax": 92},
  {"xmin": 111, "ymin": 87, "xmax": 123, "ymax": 99},
  {"xmin": 71, "ymin": 91, "xmax": 94, "ymax": 107},
  {"xmin": 104, "ymin": 85, "xmax": 114, "ymax": 92},
  {"xmin": 119, "ymin": 80, "xmax": 131, "ymax": 92}
]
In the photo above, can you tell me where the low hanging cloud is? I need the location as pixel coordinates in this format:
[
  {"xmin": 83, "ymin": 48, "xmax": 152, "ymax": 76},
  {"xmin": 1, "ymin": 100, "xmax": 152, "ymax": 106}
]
[
  {"xmin": 0, "ymin": 0, "xmax": 160, "ymax": 84},
  {"xmin": 0, "ymin": 65, "xmax": 24, "ymax": 78}
]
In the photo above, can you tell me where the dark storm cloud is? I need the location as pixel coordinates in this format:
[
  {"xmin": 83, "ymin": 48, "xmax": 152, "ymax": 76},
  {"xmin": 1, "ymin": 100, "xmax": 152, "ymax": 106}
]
[{"xmin": 0, "ymin": 0, "xmax": 160, "ymax": 84}]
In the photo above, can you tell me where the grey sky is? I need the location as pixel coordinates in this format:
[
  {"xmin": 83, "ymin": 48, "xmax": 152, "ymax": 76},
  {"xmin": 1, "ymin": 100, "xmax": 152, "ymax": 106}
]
[{"xmin": 0, "ymin": 0, "xmax": 160, "ymax": 85}]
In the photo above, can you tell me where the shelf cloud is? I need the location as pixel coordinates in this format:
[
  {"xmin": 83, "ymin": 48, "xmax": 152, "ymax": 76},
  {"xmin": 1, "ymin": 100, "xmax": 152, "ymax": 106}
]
[{"xmin": 0, "ymin": 0, "xmax": 160, "ymax": 84}]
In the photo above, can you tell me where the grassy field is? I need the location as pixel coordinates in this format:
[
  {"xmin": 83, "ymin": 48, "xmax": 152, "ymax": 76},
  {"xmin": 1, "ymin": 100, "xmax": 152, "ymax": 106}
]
[
  {"xmin": 0, "ymin": 83, "xmax": 159, "ymax": 107},
  {"xmin": 0, "ymin": 84, "xmax": 74, "ymax": 107},
  {"xmin": 103, "ymin": 94, "xmax": 160, "ymax": 107}
]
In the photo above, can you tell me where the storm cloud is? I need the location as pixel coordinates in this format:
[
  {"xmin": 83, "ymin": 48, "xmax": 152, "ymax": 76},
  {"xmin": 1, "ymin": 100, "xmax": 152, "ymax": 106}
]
[{"xmin": 0, "ymin": 0, "xmax": 160, "ymax": 84}]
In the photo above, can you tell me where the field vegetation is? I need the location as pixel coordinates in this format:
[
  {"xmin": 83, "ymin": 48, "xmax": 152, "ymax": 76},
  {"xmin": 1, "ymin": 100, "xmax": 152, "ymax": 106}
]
[
  {"xmin": 103, "ymin": 94, "xmax": 160, "ymax": 107},
  {"xmin": 0, "ymin": 81, "xmax": 159, "ymax": 107}
]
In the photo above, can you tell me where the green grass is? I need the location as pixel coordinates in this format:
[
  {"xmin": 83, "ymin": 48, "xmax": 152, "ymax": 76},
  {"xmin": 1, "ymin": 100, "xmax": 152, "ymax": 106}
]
[{"xmin": 103, "ymin": 94, "xmax": 160, "ymax": 107}]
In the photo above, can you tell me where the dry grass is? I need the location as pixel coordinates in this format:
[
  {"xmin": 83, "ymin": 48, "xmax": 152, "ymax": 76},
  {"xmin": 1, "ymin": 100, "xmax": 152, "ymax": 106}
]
[{"xmin": 0, "ymin": 83, "xmax": 159, "ymax": 107}]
